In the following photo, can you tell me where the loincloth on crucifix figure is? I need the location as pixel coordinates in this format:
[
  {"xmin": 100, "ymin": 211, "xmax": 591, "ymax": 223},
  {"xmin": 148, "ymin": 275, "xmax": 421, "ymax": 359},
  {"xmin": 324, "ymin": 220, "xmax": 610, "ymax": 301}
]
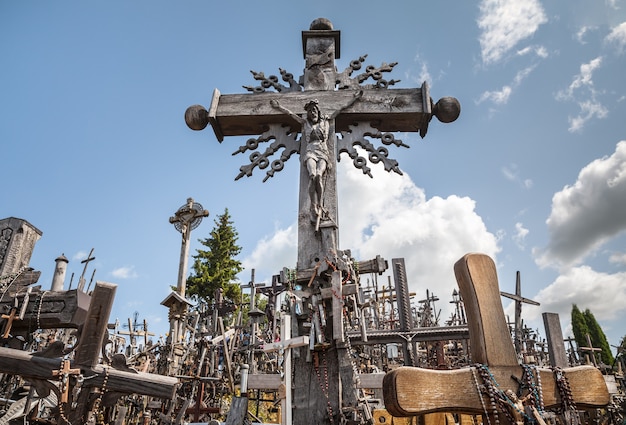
[{"xmin": 271, "ymin": 91, "xmax": 362, "ymax": 230}]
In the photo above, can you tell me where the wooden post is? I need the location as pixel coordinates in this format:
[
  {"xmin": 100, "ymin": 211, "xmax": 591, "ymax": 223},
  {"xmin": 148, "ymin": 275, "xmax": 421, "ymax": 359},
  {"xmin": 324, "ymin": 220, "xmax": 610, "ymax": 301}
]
[
  {"xmin": 331, "ymin": 270, "xmax": 344, "ymax": 343},
  {"xmin": 383, "ymin": 254, "xmax": 609, "ymax": 418},
  {"xmin": 542, "ymin": 312, "xmax": 569, "ymax": 368},
  {"xmin": 218, "ymin": 316, "xmax": 235, "ymax": 394},
  {"xmin": 247, "ymin": 313, "xmax": 310, "ymax": 424},
  {"xmin": 281, "ymin": 313, "xmax": 293, "ymax": 425}
]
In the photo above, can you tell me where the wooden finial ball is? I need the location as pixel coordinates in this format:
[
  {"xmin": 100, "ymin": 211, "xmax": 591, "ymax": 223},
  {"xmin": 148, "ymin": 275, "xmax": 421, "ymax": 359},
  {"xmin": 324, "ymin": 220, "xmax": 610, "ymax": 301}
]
[
  {"xmin": 185, "ymin": 104, "xmax": 209, "ymax": 131},
  {"xmin": 310, "ymin": 18, "xmax": 333, "ymax": 31},
  {"xmin": 433, "ymin": 97, "xmax": 461, "ymax": 123}
]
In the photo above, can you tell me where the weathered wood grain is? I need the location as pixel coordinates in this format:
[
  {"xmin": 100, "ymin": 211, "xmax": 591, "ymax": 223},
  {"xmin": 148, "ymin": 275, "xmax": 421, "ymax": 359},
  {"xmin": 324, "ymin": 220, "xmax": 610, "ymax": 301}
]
[
  {"xmin": 0, "ymin": 346, "xmax": 177, "ymax": 399},
  {"xmin": 383, "ymin": 253, "xmax": 610, "ymax": 417},
  {"xmin": 383, "ymin": 365, "xmax": 610, "ymax": 416},
  {"xmin": 209, "ymin": 88, "xmax": 429, "ymax": 141}
]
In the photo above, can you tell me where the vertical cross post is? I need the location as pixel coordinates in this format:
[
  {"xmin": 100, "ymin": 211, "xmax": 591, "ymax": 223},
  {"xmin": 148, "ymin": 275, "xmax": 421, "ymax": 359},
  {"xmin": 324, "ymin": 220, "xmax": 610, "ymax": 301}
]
[
  {"xmin": 77, "ymin": 248, "xmax": 95, "ymax": 292},
  {"xmin": 542, "ymin": 312, "xmax": 569, "ymax": 368},
  {"xmin": 500, "ymin": 271, "xmax": 540, "ymax": 355}
]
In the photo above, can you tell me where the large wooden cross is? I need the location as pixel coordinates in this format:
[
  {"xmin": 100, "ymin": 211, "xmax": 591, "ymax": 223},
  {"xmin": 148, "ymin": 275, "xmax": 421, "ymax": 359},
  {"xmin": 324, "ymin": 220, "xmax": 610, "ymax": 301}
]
[
  {"xmin": 185, "ymin": 17, "xmax": 458, "ymax": 424},
  {"xmin": 185, "ymin": 18, "xmax": 458, "ymax": 275},
  {"xmin": 383, "ymin": 253, "xmax": 609, "ymax": 421}
]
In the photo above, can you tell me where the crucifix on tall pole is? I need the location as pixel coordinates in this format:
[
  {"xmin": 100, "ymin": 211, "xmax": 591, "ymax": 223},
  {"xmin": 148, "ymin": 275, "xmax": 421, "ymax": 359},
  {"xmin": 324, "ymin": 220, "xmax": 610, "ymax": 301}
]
[
  {"xmin": 185, "ymin": 17, "xmax": 459, "ymax": 424},
  {"xmin": 169, "ymin": 198, "xmax": 209, "ymax": 299},
  {"xmin": 164, "ymin": 198, "xmax": 208, "ymax": 370}
]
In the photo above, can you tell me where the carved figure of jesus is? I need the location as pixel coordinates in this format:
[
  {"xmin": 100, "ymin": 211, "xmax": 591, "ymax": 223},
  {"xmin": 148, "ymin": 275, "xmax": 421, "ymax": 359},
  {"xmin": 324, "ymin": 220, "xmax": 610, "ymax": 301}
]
[
  {"xmin": 270, "ymin": 90, "xmax": 362, "ymax": 223},
  {"xmin": 504, "ymin": 389, "xmax": 547, "ymax": 425}
]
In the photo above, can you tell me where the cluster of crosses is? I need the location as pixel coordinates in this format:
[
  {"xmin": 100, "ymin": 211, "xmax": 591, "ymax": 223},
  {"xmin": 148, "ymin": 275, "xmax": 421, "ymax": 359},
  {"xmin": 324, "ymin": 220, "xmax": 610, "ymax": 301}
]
[{"xmin": 0, "ymin": 16, "xmax": 611, "ymax": 425}]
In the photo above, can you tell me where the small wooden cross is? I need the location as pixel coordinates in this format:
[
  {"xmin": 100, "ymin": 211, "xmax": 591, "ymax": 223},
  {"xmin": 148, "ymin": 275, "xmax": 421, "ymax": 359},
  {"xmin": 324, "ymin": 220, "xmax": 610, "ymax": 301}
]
[
  {"xmin": 1, "ymin": 306, "xmax": 18, "ymax": 338},
  {"xmin": 77, "ymin": 248, "xmax": 96, "ymax": 292},
  {"xmin": 383, "ymin": 253, "xmax": 609, "ymax": 419},
  {"xmin": 579, "ymin": 333, "xmax": 603, "ymax": 367},
  {"xmin": 52, "ymin": 358, "xmax": 81, "ymax": 403},
  {"xmin": 500, "ymin": 270, "xmax": 540, "ymax": 354}
]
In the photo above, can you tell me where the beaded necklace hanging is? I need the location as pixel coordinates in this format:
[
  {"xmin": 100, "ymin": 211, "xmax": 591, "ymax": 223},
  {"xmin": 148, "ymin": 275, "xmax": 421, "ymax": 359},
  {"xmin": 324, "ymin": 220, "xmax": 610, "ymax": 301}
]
[
  {"xmin": 313, "ymin": 350, "xmax": 334, "ymax": 424},
  {"xmin": 473, "ymin": 363, "xmax": 543, "ymax": 425},
  {"xmin": 552, "ymin": 367, "xmax": 581, "ymax": 425}
]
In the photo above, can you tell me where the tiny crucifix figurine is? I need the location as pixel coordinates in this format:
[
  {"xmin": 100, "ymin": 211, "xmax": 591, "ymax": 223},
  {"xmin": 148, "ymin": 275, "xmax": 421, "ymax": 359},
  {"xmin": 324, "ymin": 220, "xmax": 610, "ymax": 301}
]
[
  {"xmin": 270, "ymin": 90, "xmax": 362, "ymax": 229},
  {"xmin": 52, "ymin": 359, "xmax": 81, "ymax": 403}
]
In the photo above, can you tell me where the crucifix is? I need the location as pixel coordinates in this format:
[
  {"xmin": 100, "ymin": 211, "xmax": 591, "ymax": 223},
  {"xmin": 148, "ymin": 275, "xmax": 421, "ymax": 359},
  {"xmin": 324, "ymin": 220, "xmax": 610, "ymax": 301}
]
[
  {"xmin": 185, "ymin": 17, "xmax": 459, "ymax": 424},
  {"xmin": 165, "ymin": 198, "xmax": 209, "ymax": 374},
  {"xmin": 383, "ymin": 253, "xmax": 609, "ymax": 424}
]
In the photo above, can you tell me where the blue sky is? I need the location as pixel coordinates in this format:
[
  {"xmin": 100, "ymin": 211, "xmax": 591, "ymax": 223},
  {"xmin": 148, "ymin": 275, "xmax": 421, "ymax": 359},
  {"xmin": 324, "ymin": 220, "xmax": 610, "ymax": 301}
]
[{"xmin": 2, "ymin": 1, "xmax": 626, "ymax": 352}]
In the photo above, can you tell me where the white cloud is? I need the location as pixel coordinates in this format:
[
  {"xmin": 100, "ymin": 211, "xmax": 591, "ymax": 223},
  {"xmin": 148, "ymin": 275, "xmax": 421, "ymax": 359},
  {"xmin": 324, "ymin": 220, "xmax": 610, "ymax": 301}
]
[
  {"xmin": 478, "ymin": 85, "xmax": 513, "ymax": 105},
  {"xmin": 516, "ymin": 45, "xmax": 549, "ymax": 58},
  {"xmin": 72, "ymin": 250, "xmax": 88, "ymax": 262},
  {"xmin": 513, "ymin": 222, "xmax": 529, "ymax": 249},
  {"xmin": 477, "ymin": 0, "xmax": 548, "ymax": 65},
  {"xmin": 500, "ymin": 163, "xmax": 534, "ymax": 188},
  {"xmin": 535, "ymin": 141, "xmax": 626, "ymax": 269},
  {"xmin": 567, "ymin": 99, "xmax": 609, "ymax": 132},
  {"xmin": 555, "ymin": 57, "xmax": 608, "ymax": 132},
  {"xmin": 523, "ymin": 266, "xmax": 626, "ymax": 341},
  {"xmin": 111, "ymin": 266, "xmax": 138, "ymax": 279},
  {"xmin": 244, "ymin": 161, "xmax": 501, "ymax": 323},
  {"xmin": 576, "ymin": 26, "xmax": 596, "ymax": 44},
  {"xmin": 609, "ymin": 252, "xmax": 626, "ymax": 265},
  {"xmin": 406, "ymin": 53, "xmax": 432, "ymax": 88},
  {"xmin": 477, "ymin": 65, "xmax": 537, "ymax": 106},
  {"xmin": 605, "ymin": 21, "xmax": 626, "ymax": 53},
  {"xmin": 242, "ymin": 225, "xmax": 297, "ymax": 282},
  {"xmin": 340, "ymin": 164, "xmax": 501, "ymax": 322},
  {"xmin": 556, "ymin": 57, "xmax": 603, "ymax": 101}
]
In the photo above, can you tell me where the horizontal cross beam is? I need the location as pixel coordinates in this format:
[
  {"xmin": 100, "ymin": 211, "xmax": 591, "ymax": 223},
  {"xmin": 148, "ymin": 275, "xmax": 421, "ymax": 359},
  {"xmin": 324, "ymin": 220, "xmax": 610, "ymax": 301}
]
[
  {"xmin": 0, "ymin": 289, "xmax": 91, "ymax": 331},
  {"xmin": 0, "ymin": 346, "xmax": 177, "ymax": 399},
  {"xmin": 346, "ymin": 325, "xmax": 470, "ymax": 346},
  {"xmin": 382, "ymin": 254, "xmax": 610, "ymax": 417},
  {"xmin": 203, "ymin": 87, "xmax": 431, "ymax": 141},
  {"xmin": 383, "ymin": 365, "xmax": 609, "ymax": 415}
]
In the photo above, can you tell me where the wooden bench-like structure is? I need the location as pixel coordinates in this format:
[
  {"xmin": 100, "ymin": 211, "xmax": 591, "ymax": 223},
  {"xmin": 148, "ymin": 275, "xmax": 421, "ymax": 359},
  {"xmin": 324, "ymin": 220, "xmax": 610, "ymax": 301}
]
[{"xmin": 383, "ymin": 253, "xmax": 609, "ymax": 421}]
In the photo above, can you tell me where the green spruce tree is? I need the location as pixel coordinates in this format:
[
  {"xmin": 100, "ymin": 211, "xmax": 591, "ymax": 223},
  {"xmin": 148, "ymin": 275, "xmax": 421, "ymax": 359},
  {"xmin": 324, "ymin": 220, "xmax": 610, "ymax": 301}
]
[
  {"xmin": 186, "ymin": 208, "xmax": 243, "ymax": 305},
  {"xmin": 583, "ymin": 308, "xmax": 614, "ymax": 365},
  {"xmin": 571, "ymin": 304, "xmax": 589, "ymax": 351}
]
